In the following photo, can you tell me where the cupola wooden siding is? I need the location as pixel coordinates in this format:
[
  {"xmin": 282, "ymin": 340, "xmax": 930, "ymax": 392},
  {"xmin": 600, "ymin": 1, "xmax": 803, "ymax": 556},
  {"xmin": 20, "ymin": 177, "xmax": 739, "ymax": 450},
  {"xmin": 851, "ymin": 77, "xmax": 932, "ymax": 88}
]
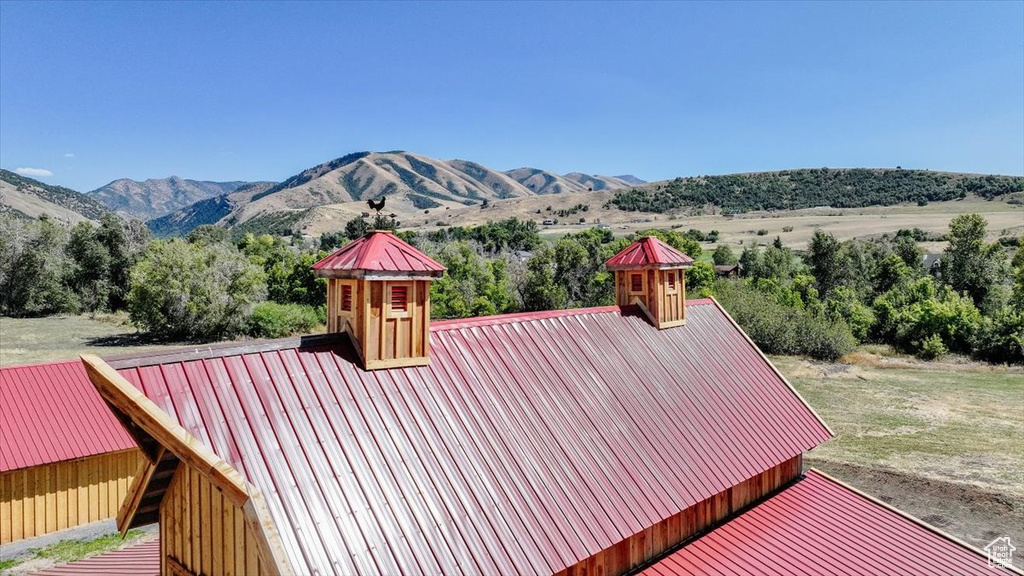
[
  {"xmin": 312, "ymin": 231, "xmax": 446, "ymax": 370},
  {"xmin": 606, "ymin": 236, "xmax": 694, "ymax": 329}
]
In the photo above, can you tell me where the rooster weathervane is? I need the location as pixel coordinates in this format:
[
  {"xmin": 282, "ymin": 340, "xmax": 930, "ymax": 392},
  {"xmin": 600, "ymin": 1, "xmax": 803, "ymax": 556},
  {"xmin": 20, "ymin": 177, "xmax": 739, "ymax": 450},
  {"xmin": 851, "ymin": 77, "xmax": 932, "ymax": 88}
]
[{"xmin": 367, "ymin": 196, "xmax": 386, "ymax": 214}]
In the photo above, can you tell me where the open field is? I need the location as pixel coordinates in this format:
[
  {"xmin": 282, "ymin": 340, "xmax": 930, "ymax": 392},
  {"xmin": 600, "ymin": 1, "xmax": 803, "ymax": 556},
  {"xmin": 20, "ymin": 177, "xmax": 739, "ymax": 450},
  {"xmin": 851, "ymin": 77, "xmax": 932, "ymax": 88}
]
[
  {"xmin": 365, "ymin": 192, "xmax": 1024, "ymax": 252},
  {"xmin": 777, "ymin": 351, "xmax": 1024, "ymax": 548},
  {"xmin": 0, "ymin": 314, "xmax": 196, "ymax": 367}
]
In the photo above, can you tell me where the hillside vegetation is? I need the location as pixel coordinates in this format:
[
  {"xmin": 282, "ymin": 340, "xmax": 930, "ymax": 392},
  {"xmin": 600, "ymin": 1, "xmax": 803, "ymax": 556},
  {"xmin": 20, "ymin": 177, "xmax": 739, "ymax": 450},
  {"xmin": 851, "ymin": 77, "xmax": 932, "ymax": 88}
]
[
  {"xmin": 610, "ymin": 168, "xmax": 1024, "ymax": 213},
  {"xmin": 146, "ymin": 181, "xmax": 276, "ymax": 238},
  {"xmin": 0, "ymin": 169, "xmax": 112, "ymax": 222}
]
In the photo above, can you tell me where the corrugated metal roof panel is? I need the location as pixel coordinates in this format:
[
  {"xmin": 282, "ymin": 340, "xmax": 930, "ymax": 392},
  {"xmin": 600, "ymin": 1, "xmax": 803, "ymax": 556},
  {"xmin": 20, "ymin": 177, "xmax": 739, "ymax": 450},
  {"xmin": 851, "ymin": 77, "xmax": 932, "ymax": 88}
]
[
  {"xmin": 117, "ymin": 300, "xmax": 832, "ymax": 575},
  {"xmin": 640, "ymin": 470, "xmax": 1005, "ymax": 575},
  {"xmin": 312, "ymin": 231, "xmax": 445, "ymax": 273},
  {"xmin": 31, "ymin": 539, "xmax": 160, "ymax": 576},
  {"xmin": 0, "ymin": 361, "xmax": 136, "ymax": 472},
  {"xmin": 606, "ymin": 236, "xmax": 695, "ymax": 269}
]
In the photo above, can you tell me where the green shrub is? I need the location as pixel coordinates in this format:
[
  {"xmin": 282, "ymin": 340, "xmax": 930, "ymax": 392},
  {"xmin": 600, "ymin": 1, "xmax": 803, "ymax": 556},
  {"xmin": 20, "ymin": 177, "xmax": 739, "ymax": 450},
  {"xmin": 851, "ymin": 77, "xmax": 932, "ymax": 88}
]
[
  {"xmin": 686, "ymin": 261, "xmax": 716, "ymax": 292},
  {"xmin": 246, "ymin": 302, "xmax": 323, "ymax": 338},
  {"xmin": 714, "ymin": 280, "xmax": 856, "ymax": 360},
  {"xmin": 917, "ymin": 334, "xmax": 947, "ymax": 360},
  {"xmin": 128, "ymin": 240, "xmax": 266, "ymax": 341},
  {"xmin": 872, "ymin": 277, "xmax": 981, "ymax": 356},
  {"xmin": 430, "ymin": 242, "xmax": 518, "ymax": 319},
  {"xmin": 826, "ymin": 287, "xmax": 876, "ymax": 341},
  {"xmin": 971, "ymin": 310, "xmax": 1024, "ymax": 364},
  {"xmin": 712, "ymin": 244, "xmax": 738, "ymax": 266}
]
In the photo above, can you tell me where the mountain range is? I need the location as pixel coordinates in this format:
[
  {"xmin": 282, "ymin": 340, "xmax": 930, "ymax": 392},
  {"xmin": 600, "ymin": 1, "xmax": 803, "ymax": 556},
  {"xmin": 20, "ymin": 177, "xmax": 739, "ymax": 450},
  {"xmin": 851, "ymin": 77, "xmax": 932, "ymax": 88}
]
[
  {"xmin": 15, "ymin": 150, "xmax": 1019, "ymax": 243},
  {"xmin": 88, "ymin": 177, "xmax": 263, "ymax": 221},
  {"xmin": 1, "ymin": 152, "xmax": 646, "ymax": 236},
  {"xmin": 148, "ymin": 151, "xmax": 642, "ymax": 236},
  {"xmin": 0, "ymin": 169, "xmax": 112, "ymax": 224}
]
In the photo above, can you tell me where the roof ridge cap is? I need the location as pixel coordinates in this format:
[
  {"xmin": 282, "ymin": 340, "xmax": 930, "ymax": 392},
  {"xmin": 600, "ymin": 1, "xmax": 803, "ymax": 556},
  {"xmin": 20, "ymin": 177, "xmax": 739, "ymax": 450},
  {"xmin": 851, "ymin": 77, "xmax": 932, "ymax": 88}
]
[
  {"xmin": 352, "ymin": 232, "xmax": 379, "ymax": 270},
  {"xmin": 0, "ymin": 358, "xmax": 82, "ymax": 371},
  {"xmin": 431, "ymin": 306, "xmax": 624, "ymax": 331}
]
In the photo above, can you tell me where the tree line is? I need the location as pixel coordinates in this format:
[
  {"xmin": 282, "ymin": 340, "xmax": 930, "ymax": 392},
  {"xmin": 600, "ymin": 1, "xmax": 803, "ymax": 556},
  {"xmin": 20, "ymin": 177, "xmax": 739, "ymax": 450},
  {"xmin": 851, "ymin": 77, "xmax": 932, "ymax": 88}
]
[
  {"xmin": 608, "ymin": 168, "xmax": 1024, "ymax": 213},
  {"xmin": 1, "ymin": 212, "xmax": 1021, "ymax": 364}
]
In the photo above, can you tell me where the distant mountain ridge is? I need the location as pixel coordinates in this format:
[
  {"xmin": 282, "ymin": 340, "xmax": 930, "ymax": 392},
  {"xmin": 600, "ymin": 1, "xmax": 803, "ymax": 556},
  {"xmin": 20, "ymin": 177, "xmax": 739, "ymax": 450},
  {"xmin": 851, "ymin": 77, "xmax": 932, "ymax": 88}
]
[
  {"xmin": 0, "ymin": 169, "xmax": 112, "ymax": 223},
  {"xmin": 614, "ymin": 175, "xmax": 646, "ymax": 185},
  {"xmin": 147, "ymin": 181, "xmax": 277, "ymax": 238},
  {"xmin": 206, "ymin": 151, "xmax": 636, "ymax": 235},
  {"xmin": 89, "ymin": 176, "xmax": 264, "ymax": 220}
]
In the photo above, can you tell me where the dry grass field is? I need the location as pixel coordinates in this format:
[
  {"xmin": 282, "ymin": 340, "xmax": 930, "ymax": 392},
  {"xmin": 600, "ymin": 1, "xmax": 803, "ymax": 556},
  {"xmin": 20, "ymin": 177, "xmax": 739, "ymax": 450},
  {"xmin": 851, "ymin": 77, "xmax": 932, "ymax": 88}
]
[
  {"xmin": 779, "ymin": 350, "xmax": 1024, "ymax": 548},
  {"xmin": 0, "ymin": 314, "xmax": 192, "ymax": 367},
  {"xmin": 351, "ymin": 192, "xmax": 1024, "ymax": 252}
]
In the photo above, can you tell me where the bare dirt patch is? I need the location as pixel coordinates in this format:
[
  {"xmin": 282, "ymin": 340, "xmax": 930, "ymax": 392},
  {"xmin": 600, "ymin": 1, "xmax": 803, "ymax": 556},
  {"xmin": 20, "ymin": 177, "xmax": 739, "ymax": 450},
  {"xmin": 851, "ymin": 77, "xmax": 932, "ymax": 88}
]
[{"xmin": 808, "ymin": 459, "xmax": 1023, "ymax": 550}]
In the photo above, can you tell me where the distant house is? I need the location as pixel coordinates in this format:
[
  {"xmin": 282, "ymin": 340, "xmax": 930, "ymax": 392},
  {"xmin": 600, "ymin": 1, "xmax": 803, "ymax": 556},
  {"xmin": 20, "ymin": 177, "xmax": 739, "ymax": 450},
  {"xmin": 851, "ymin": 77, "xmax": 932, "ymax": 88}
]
[
  {"xmin": 542, "ymin": 218, "xmax": 555, "ymax": 225},
  {"xmin": 714, "ymin": 264, "xmax": 742, "ymax": 278},
  {"xmin": 922, "ymin": 253, "xmax": 942, "ymax": 275}
]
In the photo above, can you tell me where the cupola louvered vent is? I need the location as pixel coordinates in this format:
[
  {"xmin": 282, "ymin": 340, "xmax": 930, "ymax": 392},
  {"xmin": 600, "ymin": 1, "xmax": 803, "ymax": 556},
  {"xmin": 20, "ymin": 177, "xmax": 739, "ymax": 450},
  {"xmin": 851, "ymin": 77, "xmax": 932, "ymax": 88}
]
[
  {"xmin": 390, "ymin": 286, "xmax": 408, "ymax": 312},
  {"xmin": 341, "ymin": 284, "xmax": 353, "ymax": 311}
]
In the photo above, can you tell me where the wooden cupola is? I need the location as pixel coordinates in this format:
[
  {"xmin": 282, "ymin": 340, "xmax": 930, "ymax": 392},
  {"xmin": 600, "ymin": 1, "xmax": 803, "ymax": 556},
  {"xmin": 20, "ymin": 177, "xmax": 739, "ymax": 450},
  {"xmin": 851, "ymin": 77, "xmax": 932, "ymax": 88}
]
[
  {"xmin": 606, "ymin": 236, "xmax": 694, "ymax": 329},
  {"xmin": 312, "ymin": 231, "xmax": 445, "ymax": 370}
]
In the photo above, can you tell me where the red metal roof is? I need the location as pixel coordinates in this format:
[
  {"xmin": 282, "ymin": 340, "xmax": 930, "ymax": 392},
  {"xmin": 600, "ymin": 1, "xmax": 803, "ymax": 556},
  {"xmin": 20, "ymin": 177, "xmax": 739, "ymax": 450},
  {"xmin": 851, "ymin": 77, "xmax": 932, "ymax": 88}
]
[
  {"xmin": 0, "ymin": 361, "xmax": 135, "ymax": 472},
  {"xmin": 312, "ymin": 231, "xmax": 445, "ymax": 274},
  {"xmin": 606, "ymin": 236, "xmax": 695, "ymax": 270},
  {"xmin": 111, "ymin": 300, "xmax": 830, "ymax": 576},
  {"xmin": 640, "ymin": 470, "xmax": 1005, "ymax": 575},
  {"xmin": 31, "ymin": 538, "xmax": 160, "ymax": 576}
]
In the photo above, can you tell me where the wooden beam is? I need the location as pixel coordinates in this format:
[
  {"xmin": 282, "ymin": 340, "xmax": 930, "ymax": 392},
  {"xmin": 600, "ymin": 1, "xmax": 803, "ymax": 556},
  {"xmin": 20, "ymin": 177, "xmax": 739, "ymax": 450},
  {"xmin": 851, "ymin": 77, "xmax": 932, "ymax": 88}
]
[
  {"xmin": 243, "ymin": 490, "xmax": 295, "ymax": 576},
  {"xmin": 81, "ymin": 355, "xmax": 251, "ymax": 506},
  {"xmin": 82, "ymin": 354, "xmax": 295, "ymax": 576},
  {"xmin": 116, "ymin": 448, "xmax": 164, "ymax": 535},
  {"xmin": 631, "ymin": 296, "xmax": 660, "ymax": 329}
]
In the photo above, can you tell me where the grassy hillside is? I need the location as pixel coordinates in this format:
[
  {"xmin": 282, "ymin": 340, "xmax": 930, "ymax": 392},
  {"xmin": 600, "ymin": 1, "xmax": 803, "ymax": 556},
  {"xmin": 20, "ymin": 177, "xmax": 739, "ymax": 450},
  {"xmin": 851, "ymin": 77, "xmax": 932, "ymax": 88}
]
[
  {"xmin": 0, "ymin": 169, "xmax": 112, "ymax": 222},
  {"xmin": 609, "ymin": 168, "xmax": 1024, "ymax": 213}
]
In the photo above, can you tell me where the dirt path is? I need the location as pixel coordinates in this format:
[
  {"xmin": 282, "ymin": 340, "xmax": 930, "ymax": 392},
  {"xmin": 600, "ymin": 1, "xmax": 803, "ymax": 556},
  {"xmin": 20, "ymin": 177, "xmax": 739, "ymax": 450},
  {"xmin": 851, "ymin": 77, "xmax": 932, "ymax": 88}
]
[{"xmin": 808, "ymin": 459, "xmax": 1023, "ymax": 550}]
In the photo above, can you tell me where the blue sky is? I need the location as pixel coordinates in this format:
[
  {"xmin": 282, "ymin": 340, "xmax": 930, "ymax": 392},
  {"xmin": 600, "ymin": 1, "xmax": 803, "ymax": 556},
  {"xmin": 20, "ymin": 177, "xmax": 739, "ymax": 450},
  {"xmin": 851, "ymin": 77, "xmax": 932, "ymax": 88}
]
[{"xmin": 1, "ymin": 1, "xmax": 1022, "ymax": 191}]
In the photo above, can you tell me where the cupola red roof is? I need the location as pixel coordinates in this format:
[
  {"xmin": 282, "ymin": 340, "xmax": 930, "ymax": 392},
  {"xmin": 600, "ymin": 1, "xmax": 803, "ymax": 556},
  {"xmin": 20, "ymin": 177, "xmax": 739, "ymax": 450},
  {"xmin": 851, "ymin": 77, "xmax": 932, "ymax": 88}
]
[
  {"xmin": 606, "ymin": 236, "xmax": 695, "ymax": 270},
  {"xmin": 312, "ymin": 231, "xmax": 445, "ymax": 276}
]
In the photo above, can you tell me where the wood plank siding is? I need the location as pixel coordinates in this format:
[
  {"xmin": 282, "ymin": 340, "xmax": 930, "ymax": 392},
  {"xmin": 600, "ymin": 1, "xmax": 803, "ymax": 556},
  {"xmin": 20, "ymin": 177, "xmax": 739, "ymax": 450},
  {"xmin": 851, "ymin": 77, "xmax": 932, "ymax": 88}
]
[
  {"xmin": 558, "ymin": 455, "xmax": 803, "ymax": 576},
  {"xmin": 327, "ymin": 277, "xmax": 433, "ymax": 370},
  {"xmin": 0, "ymin": 449, "xmax": 143, "ymax": 544},
  {"xmin": 615, "ymin": 268, "xmax": 687, "ymax": 329},
  {"xmin": 160, "ymin": 464, "xmax": 265, "ymax": 576}
]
